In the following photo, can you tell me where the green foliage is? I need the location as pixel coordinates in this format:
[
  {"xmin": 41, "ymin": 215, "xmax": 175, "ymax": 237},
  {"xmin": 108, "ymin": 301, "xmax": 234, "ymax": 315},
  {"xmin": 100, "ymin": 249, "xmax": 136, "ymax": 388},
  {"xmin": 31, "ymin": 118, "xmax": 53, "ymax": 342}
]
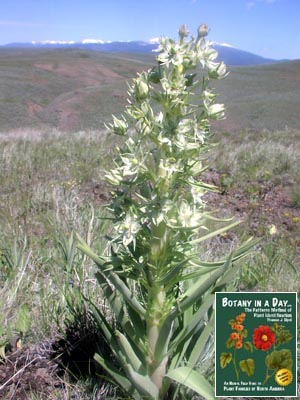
[
  {"xmin": 15, "ymin": 303, "xmax": 31, "ymax": 335},
  {"xmin": 220, "ymin": 352, "xmax": 232, "ymax": 368},
  {"xmin": 78, "ymin": 25, "xmax": 256, "ymax": 399},
  {"xmin": 243, "ymin": 341, "xmax": 254, "ymax": 352},
  {"xmin": 239, "ymin": 358, "xmax": 255, "ymax": 377},
  {"xmin": 265, "ymin": 349, "xmax": 293, "ymax": 371}
]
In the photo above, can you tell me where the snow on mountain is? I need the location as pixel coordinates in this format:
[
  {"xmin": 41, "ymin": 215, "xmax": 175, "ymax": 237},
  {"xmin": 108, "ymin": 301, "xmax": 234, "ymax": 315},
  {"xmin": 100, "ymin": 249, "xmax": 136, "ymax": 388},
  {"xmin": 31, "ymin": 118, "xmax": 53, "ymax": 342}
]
[
  {"xmin": 81, "ymin": 39, "xmax": 111, "ymax": 44},
  {"xmin": 149, "ymin": 37, "xmax": 160, "ymax": 44},
  {"xmin": 211, "ymin": 41, "xmax": 234, "ymax": 48},
  {"xmin": 2, "ymin": 38, "xmax": 277, "ymax": 65}
]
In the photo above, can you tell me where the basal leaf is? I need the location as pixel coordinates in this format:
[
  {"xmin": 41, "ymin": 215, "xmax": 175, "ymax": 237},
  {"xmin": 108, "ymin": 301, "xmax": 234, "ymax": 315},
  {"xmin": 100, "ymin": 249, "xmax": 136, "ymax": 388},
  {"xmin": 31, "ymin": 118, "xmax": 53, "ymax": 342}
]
[{"xmin": 166, "ymin": 367, "xmax": 215, "ymax": 400}]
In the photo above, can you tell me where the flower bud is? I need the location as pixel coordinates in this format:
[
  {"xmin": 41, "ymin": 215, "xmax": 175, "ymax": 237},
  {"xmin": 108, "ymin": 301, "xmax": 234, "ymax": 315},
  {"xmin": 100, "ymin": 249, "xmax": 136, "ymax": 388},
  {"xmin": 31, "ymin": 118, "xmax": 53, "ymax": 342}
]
[
  {"xmin": 110, "ymin": 115, "xmax": 128, "ymax": 136},
  {"xmin": 205, "ymin": 103, "xmax": 225, "ymax": 120},
  {"xmin": 208, "ymin": 61, "xmax": 228, "ymax": 79},
  {"xmin": 135, "ymin": 77, "xmax": 149, "ymax": 100},
  {"xmin": 198, "ymin": 24, "xmax": 209, "ymax": 38},
  {"xmin": 179, "ymin": 24, "xmax": 189, "ymax": 40}
]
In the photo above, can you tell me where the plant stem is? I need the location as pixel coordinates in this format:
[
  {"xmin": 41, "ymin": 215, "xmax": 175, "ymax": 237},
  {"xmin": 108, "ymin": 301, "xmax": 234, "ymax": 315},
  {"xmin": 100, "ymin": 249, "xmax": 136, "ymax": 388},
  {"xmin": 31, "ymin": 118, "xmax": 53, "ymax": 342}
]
[
  {"xmin": 147, "ymin": 286, "xmax": 168, "ymax": 394},
  {"xmin": 233, "ymin": 348, "xmax": 240, "ymax": 380}
]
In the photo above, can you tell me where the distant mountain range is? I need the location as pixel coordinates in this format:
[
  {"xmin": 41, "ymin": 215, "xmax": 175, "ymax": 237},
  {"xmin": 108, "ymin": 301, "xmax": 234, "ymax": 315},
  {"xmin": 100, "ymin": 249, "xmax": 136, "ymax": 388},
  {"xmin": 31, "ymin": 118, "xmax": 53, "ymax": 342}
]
[{"xmin": 2, "ymin": 39, "xmax": 277, "ymax": 66}]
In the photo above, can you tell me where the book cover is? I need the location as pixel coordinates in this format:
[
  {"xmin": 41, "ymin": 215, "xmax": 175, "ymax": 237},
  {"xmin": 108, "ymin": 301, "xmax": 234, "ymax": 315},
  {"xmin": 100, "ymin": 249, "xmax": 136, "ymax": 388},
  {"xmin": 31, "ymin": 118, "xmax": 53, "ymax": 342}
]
[{"xmin": 215, "ymin": 292, "xmax": 297, "ymax": 397}]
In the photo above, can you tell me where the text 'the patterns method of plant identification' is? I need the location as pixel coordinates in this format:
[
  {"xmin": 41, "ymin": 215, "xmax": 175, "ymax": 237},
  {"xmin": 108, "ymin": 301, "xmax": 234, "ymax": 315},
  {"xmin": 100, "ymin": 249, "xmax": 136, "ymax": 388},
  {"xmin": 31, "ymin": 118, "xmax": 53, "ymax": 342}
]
[{"xmin": 77, "ymin": 24, "xmax": 256, "ymax": 400}]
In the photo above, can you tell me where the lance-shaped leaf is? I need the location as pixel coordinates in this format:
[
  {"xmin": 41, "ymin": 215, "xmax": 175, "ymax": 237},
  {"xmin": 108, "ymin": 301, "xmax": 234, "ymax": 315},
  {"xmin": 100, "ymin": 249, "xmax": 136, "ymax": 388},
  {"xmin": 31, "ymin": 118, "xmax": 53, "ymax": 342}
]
[
  {"xmin": 116, "ymin": 330, "xmax": 144, "ymax": 373},
  {"xmin": 94, "ymin": 272, "xmax": 145, "ymax": 346},
  {"xmin": 166, "ymin": 367, "xmax": 215, "ymax": 400},
  {"xmin": 214, "ymin": 262, "xmax": 240, "ymax": 291},
  {"xmin": 171, "ymin": 294, "xmax": 214, "ymax": 354},
  {"xmin": 95, "ymin": 272, "xmax": 137, "ymax": 337},
  {"xmin": 78, "ymin": 236, "xmax": 146, "ymax": 317},
  {"xmin": 76, "ymin": 233, "xmax": 107, "ymax": 265},
  {"xmin": 158, "ymin": 257, "xmax": 191, "ymax": 287},
  {"xmin": 187, "ymin": 310, "xmax": 215, "ymax": 367},
  {"xmin": 88, "ymin": 300, "xmax": 127, "ymax": 364},
  {"xmin": 169, "ymin": 297, "xmax": 214, "ymax": 370},
  {"xmin": 94, "ymin": 353, "xmax": 140, "ymax": 400},
  {"xmin": 189, "ymin": 220, "xmax": 241, "ymax": 245},
  {"xmin": 153, "ymin": 315, "xmax": 174, "ymax": 362},
  {"xmin": 126, "ymin": 364, "xmax": 159, "ymax": 400},
  {"xmin": 189, "ymin": 237, "xmax": 258, "ymax": 269},
  {"xmin": 175, "ymin": 255, "xmax": 232, "ymax": 315},
  {"xmin": 108, "ymin": 271, "xmax": 146, "ymax": 317}
]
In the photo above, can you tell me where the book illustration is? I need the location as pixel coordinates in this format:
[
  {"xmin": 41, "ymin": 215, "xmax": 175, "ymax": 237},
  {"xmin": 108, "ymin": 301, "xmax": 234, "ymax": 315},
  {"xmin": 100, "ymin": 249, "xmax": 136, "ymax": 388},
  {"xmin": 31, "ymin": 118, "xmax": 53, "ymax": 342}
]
[{"xmin": 215, "ymin": 292, "xmax": 297, "ymax": 397}]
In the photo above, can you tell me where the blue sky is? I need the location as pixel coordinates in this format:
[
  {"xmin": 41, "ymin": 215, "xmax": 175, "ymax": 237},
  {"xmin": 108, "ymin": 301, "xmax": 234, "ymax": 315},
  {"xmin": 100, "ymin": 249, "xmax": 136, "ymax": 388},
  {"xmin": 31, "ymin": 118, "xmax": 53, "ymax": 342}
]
[{"xmin": 0, "ymin": 0, "xmax": 299, "ymax": 59}]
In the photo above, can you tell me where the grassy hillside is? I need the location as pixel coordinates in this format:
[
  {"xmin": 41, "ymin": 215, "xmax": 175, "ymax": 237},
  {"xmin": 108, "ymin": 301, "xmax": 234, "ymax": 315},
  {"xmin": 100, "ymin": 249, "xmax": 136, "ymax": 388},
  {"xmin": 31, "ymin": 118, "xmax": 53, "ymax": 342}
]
[
  {"xmin": 0, "ymin": 48, "xmax": 154, "ymax": 132},
  {"xmin": 0, "ymin": 48, "xmax": 299, "ymax": 132},
  {"xmin": 215, "ymin": 60, "xmax": 300, "ymax": 131}
]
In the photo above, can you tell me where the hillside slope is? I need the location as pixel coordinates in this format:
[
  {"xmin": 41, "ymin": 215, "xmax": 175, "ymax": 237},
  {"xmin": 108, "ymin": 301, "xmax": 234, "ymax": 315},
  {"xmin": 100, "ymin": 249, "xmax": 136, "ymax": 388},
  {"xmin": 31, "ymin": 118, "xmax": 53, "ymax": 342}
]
[
  {"xmin": 0, "ymin": 48, "xmax": 299, "ymax": 132},
  {"xmin": 0, "ymin": 49, "xmax": 153, "ymax": 131},
  {"xmin": 215, "ymin": 60, "xmax": 300, "ymax": 131}
]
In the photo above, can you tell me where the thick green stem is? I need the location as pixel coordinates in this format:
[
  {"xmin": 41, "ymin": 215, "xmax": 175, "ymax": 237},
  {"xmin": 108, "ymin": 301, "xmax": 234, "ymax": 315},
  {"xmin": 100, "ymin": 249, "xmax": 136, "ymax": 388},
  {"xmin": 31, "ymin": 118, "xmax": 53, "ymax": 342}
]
[{"xmin": 147, "ymin": 287, "xmax": 168, "ymax": 394}]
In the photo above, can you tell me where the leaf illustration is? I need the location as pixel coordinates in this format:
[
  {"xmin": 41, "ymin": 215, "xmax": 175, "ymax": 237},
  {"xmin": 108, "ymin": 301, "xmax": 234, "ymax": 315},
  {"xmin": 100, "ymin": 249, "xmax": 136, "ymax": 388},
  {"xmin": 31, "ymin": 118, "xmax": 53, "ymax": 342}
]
[
  {"xmin": 240, "ymin": 328, "xmax": 248, "ymax": 338},
  {"xmin": 276, "ymin": 329, "xmax": 293, "ymax": 346},
  {"xmin": 243, "ymin": 341, "xmax": 254, "ymax": 352},
  {"xmin": 226, "ymin": 338, "xmax": 235, "ymax": 348},
  {"xmin": 220, "ymin": 352, "xmax": 232, "ymax": 368},
  {"xmin": 239, "ymin": 358, "xmax": 255, "ymax": 377},
  {"xmin": 265, "ymin": 349, "xmax": 293, "ymax": 370}
]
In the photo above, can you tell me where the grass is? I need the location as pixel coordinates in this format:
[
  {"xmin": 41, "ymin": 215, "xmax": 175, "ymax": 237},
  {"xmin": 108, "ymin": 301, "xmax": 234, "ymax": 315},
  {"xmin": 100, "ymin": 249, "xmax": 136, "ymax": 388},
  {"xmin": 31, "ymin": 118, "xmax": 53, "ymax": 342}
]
[
  {"xmin": 215, "ymin": 60, "xmax": 300, "ymax": 131},
  {"xmin": 0, "ymin": 129, "xmax": 115, "ymax": 343},
  {"xmin": 210, "ymin": 128, "xmax": 300, "ymax": 196}
]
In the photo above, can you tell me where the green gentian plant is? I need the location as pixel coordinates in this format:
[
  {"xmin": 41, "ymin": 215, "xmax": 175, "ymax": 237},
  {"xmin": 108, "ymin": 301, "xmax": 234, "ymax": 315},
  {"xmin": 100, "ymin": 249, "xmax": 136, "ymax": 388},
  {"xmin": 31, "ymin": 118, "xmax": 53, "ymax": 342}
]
[{"xmin": 77, "ymin": 24, "xmax": 255, "ymax": 400}]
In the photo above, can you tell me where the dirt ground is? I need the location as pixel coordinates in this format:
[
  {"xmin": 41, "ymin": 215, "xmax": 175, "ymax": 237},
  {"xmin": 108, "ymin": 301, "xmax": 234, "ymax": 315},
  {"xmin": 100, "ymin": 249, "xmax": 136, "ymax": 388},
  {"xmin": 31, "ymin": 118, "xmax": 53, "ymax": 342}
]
[{"xmin": 0, "ymin": 341, "xmax": 62, "ymax": 400}]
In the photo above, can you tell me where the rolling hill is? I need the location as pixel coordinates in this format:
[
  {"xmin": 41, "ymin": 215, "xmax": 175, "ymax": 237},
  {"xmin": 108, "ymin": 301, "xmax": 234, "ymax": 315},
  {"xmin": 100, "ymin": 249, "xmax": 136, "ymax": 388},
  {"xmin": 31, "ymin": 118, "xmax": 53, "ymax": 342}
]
[{"xmin": 0, "ymin": 48, "xmax": 299, "ymax": 133}]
